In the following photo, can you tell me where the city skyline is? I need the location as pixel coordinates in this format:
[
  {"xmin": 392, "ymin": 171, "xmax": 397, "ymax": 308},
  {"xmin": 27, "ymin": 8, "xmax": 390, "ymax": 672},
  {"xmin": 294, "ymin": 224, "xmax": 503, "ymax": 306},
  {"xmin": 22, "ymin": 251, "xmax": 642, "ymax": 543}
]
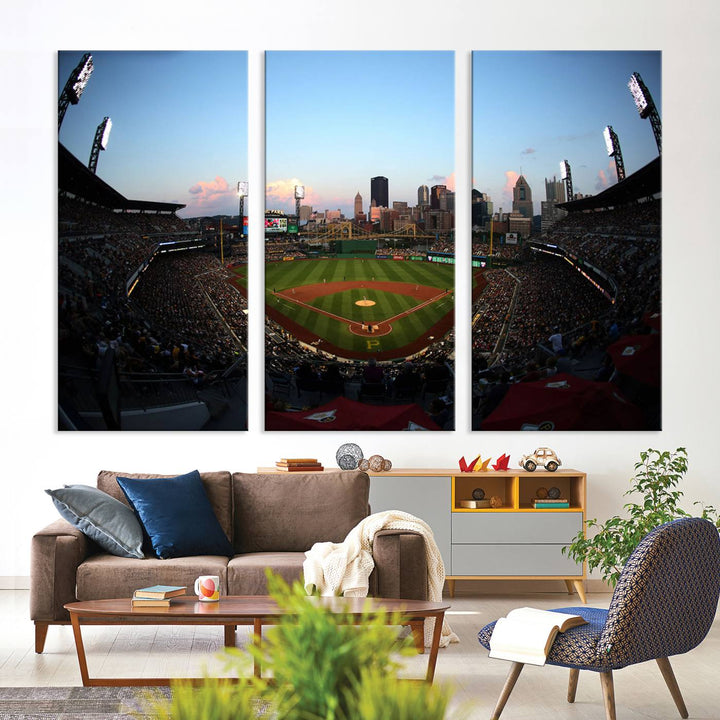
[
  {"xmin": 58, "ymin": 51, "xmax": 248, "ymax": 218},
  {"xmin": 266, "ymin": 51, "xmax": 455, "ymax": 218},
  {"xmin": 473, "ymin": 51, "xmax": 661, "ymax": 216}
]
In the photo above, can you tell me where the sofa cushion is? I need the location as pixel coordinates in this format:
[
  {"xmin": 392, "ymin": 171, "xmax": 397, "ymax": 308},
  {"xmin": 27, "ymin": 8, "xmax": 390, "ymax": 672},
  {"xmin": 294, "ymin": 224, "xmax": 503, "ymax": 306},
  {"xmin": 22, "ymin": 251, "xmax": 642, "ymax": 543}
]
[
  {"xmin": 45, "ymin": 485, "xmax": 144, "ymax": 559},
  {"xmin": 231, "ymin": 471, "xmax": 370, "ymax": 553},
  {"xmin": 228, "ymin": 552, "xmax": 306, "ymax": 595},
  {"xmin": 97, "ymin": 470, "xmax": 233, "ymax": 541},
  {"xmin": 117, "ymin": 471, "xmax": 234, "ymax": 559},
  {"xmin": 76, "ymin": 554, "xmax": 229, "ymax": 600}
]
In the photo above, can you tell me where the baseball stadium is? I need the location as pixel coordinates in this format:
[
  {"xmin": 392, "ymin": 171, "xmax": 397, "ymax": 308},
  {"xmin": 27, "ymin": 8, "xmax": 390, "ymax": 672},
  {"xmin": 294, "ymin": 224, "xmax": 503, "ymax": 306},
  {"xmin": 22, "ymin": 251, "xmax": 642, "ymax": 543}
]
[{"xmin": 263, "ymin": 227, "xmax": 456, "ymax": 431}]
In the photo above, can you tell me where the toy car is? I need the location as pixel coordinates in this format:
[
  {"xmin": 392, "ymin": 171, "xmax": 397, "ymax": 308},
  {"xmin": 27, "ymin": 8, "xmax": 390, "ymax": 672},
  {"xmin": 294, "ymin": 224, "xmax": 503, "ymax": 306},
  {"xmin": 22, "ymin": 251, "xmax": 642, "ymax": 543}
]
[{"xmin": 520, "ymin": 447, "xmax": 561, "ymax": 472}]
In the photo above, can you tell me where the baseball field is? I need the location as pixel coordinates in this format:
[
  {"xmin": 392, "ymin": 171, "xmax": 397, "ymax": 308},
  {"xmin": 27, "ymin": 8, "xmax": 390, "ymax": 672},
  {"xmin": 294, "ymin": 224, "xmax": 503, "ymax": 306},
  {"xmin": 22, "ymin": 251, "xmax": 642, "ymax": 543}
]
[{"xmin": 255, "ymin": 258, "xmax": 454, "ymax": 360}]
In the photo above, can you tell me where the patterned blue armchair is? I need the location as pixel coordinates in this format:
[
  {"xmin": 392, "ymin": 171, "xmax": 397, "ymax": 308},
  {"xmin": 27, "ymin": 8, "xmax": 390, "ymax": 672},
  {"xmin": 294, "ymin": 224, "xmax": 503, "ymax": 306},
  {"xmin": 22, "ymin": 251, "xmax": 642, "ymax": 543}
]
[{"xmin": 478, "ymin": 517, "xmax": 720, "ymax": 720}]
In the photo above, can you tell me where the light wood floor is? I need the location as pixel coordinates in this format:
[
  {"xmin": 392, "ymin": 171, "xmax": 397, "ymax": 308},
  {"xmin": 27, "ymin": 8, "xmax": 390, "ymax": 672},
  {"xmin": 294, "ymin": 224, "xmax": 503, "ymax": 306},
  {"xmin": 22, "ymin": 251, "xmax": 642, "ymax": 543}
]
[{"xmin": 2, "ymin": 588, "xmax": 719, "ymax": 719}]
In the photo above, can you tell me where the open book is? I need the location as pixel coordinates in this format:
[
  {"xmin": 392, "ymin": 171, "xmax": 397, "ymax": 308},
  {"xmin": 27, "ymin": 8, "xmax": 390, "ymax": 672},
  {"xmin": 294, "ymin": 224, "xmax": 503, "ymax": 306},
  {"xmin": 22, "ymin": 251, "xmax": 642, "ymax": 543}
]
[{"xmin": 489, "ymin": 607, "xmax": 587, "ymax": 666}]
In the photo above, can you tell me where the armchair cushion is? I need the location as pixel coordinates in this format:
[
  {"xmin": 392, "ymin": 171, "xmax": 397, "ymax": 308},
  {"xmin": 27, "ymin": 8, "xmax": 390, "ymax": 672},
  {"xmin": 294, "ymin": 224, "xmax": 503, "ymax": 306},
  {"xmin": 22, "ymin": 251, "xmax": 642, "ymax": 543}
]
[
  {"xmin": 45, "ymin": 484, "xmax": 144, "ymax": 559},
  {"xmin": 117, "ymin": 470, "xmax": 234, "ymax": 559}
]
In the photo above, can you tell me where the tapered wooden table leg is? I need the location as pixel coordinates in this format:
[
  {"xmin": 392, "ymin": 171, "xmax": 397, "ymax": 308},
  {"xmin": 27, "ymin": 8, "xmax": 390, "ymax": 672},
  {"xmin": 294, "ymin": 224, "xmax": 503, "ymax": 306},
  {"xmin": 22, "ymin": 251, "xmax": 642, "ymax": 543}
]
[
  {"xmin": 491, "ymin": 662, "xmax": 524, "ymax": 720},
  {"xmin": 424, "ymin": 613, "xmax": 445, "ymax": 684},
  {"xmin": 253, "ymin": 618, "xmax": 262, "ymax": 678},
  {"xmin": 656, "ymin": 657, "xmax": 688, "ymax": 718},
  {"xmin": 567, "ymin": 668, "xmax": 579, "ymax": 703},
  {"xmin": 69, "ymin": 613, "xmax": 91, "ymax": 687},
  {"xmin": 409, "ymin": 620, "xmax": 425, "ymax": 654},
  {"xmin": 224, "ymin": 625, "xmax": 236, "ymax": 647}
]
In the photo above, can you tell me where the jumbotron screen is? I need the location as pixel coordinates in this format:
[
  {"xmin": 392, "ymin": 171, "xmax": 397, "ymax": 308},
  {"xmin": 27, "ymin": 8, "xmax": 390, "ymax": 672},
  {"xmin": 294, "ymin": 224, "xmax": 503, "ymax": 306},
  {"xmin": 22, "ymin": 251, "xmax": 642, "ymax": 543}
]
[{"xmin": 265, "ymin": 217, "xmax": 287, "ymax": 233}]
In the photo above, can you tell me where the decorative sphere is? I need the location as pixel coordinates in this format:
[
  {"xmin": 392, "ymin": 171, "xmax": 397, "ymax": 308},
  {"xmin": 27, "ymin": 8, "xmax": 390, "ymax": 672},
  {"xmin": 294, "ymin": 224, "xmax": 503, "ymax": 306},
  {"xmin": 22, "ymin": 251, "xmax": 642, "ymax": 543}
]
[
  {"xmin": 548, "ymin": 486, "xmax": 561, "ymax": 499},
  {"xmin": 358, "ymin": 459, "xmax": 370, "ymax": 471},
  {"xmin": 490, "ymin": 495, "xmax": 503, "ymax": 508},
  {"xmin": 536, "ymin": 487, "xmax": 548, "ymax": 499},
  {"xmin": 335, "ymin": 443, "xmax": 363, "ymax": 470},
  {"xmin": 472, "ymin": 488, "xmax": 485, "ymax": 500},
  {"xmin": 368, "ymin": 454, "xmax": 385, "ymax": 472},
  {"xmin": 382, "ymin": 458, "xmax": 393, "ymax": 471}
]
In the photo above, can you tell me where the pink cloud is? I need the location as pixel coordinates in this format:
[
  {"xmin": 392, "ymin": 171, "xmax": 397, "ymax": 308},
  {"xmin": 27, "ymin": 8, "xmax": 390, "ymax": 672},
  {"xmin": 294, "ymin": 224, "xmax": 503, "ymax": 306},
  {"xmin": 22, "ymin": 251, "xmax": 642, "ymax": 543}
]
[
  {"xmin": 183, "ymin": 176, "xmax": 237, "ymax": 215},
  {"xmin": 595, "ymin": 161, "xmax": 619, "ymax": 192},
  {"xmin": 266, "ymin": 178, "xmax": 322, "ymax": 212}
]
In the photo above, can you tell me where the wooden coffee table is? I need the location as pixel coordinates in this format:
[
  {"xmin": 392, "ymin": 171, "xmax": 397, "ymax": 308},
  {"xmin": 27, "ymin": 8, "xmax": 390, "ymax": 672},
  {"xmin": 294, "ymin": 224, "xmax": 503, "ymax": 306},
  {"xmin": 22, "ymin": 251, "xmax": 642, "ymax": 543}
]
[{"xmin": 64, "ymin": 595, "xmax": 450, "ymax": 687}]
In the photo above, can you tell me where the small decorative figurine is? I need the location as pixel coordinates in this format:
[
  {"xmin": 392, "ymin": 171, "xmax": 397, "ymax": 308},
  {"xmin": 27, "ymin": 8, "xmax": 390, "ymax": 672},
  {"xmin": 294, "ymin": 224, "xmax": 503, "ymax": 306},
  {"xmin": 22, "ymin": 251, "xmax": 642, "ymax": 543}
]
[
  {"xmin": 459, "ymin": 455, "xmax": 481, "ymax": 473},
  {"xmin": 473, "ymin": 456, "xmax": 492, "ymax": 472},
  {"xmin": 519, "ymin": 447, "xmax": 562, "ymax": 472},
  {"xmin": 536, "ymin": 487, "xmax": 548, "ymax": 499},
  {"xmin": 368, "ymin": 454, "xmax": 385, "ymax": 472},
  {"xmin": 492, "ymin": 453, "xmax": 511, "ymax": 471},
  {"xmin": 490, "ymin": 495, "xmax": 503, "ymax": 508},
  {"xmin": 472, "ymin": 488, "xmax": 486, "ymax": 500},
  {"xmin": 547, "ymin": 486, "xmax": 561, "ymax": 499}
]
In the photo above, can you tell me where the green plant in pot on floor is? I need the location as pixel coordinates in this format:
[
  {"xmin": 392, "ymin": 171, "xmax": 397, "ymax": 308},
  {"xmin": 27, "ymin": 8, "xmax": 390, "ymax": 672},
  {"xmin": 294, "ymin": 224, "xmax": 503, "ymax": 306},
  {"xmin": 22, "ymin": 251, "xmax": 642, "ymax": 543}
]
[
  {"xmin": 143, "ymin": 571, "xmax": 457, "ymax": 720},
  {"xmin": 564, "ymin": 447, "xmax": 720, "ymax": 587}
]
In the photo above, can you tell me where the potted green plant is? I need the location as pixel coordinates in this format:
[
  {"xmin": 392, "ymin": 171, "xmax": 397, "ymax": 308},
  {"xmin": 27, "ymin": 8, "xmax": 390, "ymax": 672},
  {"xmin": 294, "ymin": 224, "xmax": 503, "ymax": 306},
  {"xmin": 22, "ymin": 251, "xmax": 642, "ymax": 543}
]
[
  {"xmin": 563, "ymin": 447, "xmax": 719, "ymax": 587},
  {"xmin": 142, "ymin": 571, "xmax": 458, "ymax": 720}
]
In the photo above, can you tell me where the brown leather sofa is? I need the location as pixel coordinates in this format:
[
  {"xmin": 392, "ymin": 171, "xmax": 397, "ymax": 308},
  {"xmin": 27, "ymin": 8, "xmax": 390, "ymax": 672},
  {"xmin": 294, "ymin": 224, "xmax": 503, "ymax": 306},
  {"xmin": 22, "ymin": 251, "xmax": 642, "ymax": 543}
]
[{"xmin": 31, "ymin": 469, "xmax": 428, "ymax": 653}]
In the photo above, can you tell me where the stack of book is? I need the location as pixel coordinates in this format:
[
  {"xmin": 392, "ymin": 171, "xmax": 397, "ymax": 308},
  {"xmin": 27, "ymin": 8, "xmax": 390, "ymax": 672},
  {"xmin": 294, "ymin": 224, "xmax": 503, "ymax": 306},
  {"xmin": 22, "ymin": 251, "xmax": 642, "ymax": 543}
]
[
  {"xmin": 532, "ymin": 498, "xmax": 570, "ymax": 508},
  {"xmin": 275, "ymin": 458, "xmax": 324, "ymax": 472},
  {"xmin": 131, "ymin": 584, "xmax": 186, "ymax": 608}
]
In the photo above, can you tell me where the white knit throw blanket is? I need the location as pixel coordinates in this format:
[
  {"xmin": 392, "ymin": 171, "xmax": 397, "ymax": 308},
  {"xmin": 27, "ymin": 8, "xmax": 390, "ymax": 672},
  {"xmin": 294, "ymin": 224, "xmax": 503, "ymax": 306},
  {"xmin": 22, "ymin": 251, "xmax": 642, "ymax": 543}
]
[{"xmin": 303, "ymin": 510, "xmax": 459, "ymax": 648}]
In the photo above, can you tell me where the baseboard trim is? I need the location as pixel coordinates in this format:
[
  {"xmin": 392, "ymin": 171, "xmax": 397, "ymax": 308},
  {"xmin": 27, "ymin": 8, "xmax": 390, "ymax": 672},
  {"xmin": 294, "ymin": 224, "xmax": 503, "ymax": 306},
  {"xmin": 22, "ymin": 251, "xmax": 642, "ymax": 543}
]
[{"xmin": 445, "ymin": 578, "xmax": 613, "ymax": 595}]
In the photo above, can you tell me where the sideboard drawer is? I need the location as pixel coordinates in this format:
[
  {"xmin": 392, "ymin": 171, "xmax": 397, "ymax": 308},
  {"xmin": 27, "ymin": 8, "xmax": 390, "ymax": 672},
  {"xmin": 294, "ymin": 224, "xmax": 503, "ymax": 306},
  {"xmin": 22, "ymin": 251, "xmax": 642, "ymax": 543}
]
[
  {"xmin": 451, "ymin": 543, "xmax": 583, "ymax": 577},
  {"xmin": 452, "ymin": 512, "xmax": 582, "ymax": 544}
]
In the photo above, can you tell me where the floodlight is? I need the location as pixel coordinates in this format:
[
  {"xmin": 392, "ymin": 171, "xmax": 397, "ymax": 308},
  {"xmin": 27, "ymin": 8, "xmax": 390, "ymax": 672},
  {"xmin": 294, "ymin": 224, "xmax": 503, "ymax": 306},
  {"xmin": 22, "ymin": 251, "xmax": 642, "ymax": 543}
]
[
  {"xmin": 295, "ymin": 185, "xmax": 305, "ymax": 199},
  {"xmin": 99, "ymin": 117, "xmax": 112, "ymax": 150},
  {"xmin": 560, "ymin": 160, "xmax": 569, "ymax": 180},
  {"xmin": 237, "ymin": 181, "xmax": 248, "ymax": 198},
  {"xmin": 68, "ymin": 54, "xmax": 94, "ymax": 104},
  {"xmin": 628, "ymin": 72, "xmax": 649, "ymax": 118},
  {"xmin": 603, "ymin": 126, "xmax": 614, "ymax": 156}
]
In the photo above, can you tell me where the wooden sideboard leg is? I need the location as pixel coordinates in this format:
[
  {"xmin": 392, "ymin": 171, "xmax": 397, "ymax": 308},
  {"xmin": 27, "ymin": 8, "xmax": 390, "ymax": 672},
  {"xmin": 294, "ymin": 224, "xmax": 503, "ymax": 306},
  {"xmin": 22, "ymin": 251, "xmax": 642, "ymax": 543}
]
[
  {"xmin": 572, "ymin": 580, "xmax": 587, "ymax": 604},
  {"xmin": 35, "ymin": 622, "xmax": 50, "ymax": 654},
  {"xmin": 567, "ymin": 668, "xmax": 579, "ymax": 703},
  {"xmin": 447, "ymin": 579, "xmax": 455, "ymax": 598},
  {"xmin": 564, "ymin": 580, "xmax": 574, "ymax": 595}
]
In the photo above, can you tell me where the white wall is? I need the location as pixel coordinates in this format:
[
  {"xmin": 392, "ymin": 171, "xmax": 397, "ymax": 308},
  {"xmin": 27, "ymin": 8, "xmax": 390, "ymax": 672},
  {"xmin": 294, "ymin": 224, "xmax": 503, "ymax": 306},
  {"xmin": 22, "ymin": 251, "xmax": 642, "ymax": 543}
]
[{"xmin": 1, "ymin": 1, "xmax": 718, "ymax": 584}]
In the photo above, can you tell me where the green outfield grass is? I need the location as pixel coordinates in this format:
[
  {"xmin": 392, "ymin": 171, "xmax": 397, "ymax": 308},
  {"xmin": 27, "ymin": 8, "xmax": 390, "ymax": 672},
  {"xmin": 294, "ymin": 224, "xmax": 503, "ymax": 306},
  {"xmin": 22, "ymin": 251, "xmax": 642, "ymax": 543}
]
[
  {"xmin": 259, "ymin": 258, "xmax": 454, "ymax": 358},
  {"xmin": 264, "ymin": 258, "xmax": 452, "ymax": 292}
]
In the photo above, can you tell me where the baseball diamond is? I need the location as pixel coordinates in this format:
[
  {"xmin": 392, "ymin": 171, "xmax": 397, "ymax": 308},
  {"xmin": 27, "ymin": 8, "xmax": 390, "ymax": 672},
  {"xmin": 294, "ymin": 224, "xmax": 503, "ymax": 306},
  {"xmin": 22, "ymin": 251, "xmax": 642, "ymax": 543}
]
[{"xmin": 257, "ymin": 258, "xmax": 454, "ymax": 360}]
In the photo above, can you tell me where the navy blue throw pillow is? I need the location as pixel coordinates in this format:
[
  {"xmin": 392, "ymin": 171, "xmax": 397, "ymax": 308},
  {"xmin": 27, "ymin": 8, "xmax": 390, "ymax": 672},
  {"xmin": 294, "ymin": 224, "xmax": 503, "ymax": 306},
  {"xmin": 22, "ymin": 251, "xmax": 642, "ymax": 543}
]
[{"xmin": 116, "ymin": 470, "xmax": 234, "ymax": 559}]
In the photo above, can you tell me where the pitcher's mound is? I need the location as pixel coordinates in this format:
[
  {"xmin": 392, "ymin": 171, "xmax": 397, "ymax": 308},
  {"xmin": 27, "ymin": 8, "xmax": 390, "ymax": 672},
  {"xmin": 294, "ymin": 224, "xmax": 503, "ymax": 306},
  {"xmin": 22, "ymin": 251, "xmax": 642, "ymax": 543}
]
[{"xmin": 355, "ymin": 299, "xmax": 376, "ymax": 307}]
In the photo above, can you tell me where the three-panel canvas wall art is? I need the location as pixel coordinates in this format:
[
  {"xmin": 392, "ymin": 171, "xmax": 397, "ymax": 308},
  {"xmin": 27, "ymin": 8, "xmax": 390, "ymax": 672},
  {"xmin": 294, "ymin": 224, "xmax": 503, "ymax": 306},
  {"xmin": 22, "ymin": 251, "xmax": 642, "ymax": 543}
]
[{"xmin": 58, "ymin": 50, "xmax": 661, "ymax": 432}]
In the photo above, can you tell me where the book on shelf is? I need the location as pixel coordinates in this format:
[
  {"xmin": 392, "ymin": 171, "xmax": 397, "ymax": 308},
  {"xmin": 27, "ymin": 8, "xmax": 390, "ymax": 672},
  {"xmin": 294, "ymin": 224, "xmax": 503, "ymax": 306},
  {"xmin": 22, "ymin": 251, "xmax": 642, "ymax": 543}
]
[
  {"xmin": 489, "ymin": 607, "xmax": 587, "ymax": 666},
  {"xmin": 532, "ymin": 499, "xmax": 570, "ymax": 508},
  {"xmin": 278, "ymin": 458, "xmax": 319, "ymax": 464},
  {"xmin": 133, "ymin": 584, "xmax": 186, "ymax": 600},
  {"xmin": 275, "ymin": 464, "xmax": 325, "ymax": 472}
]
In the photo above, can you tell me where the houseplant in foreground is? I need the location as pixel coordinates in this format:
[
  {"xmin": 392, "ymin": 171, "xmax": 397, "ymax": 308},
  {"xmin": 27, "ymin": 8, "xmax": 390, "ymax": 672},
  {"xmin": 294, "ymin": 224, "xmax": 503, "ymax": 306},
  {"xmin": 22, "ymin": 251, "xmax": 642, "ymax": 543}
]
[
  {"xmin": 142, "ymin": 571, "xmax": 457, "ymax": 720},
  {"xmin": 563, "ymin": 447, "xmax": 719, "ymax": 587}
]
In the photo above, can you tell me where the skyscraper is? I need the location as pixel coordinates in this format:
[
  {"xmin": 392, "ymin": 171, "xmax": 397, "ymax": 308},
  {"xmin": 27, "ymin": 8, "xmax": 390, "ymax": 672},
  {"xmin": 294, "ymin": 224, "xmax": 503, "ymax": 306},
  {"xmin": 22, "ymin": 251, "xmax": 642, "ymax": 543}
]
[
  {"xmin": 370, "ymin": 176, "xmax": 388, "ymax": 209},
  {"xmin": 354, "ymin": 192, "xmax": 363, "ymax": 219},
  {"xmin": 512, "ymin": 175, "xmax": 533, "ymax": 219},
  {"xmin": 417, "ymin": 185, "xmax": 429, "ymax": 206},
  {"xmin": 430, "ymin": 184, "xmax": 447, "ymax": 210}
]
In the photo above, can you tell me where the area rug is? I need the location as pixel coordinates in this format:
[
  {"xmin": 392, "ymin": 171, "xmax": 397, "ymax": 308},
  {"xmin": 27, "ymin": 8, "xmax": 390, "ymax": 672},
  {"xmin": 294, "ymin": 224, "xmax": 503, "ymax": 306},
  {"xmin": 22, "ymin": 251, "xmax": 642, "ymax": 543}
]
[{"xmin": 0, "ymin": 686, "xmax": 170, "ymax": 719}]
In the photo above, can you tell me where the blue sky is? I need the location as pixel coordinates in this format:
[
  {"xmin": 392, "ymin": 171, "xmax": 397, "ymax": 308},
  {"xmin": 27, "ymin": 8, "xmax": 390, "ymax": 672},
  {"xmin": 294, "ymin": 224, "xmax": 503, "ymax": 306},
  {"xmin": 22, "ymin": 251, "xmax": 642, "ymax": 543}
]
[
  {"xmin": 473, "ymin": 51, "xmax": 661, "ymax": 215},
  {"xmin": 265, "ymin": 51, "xmax": 455, "ymax": 217},
  {"xmin": 58, "ymin": 51, "xmax": 248, "ymax": 218}
]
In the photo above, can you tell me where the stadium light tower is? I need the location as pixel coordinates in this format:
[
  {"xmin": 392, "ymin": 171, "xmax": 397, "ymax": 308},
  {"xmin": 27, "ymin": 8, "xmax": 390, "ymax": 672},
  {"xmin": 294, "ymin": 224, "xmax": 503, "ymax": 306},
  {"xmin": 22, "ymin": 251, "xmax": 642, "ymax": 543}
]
[
  {"xmin": 237, "ymin": 181, "xmax": 248, "ymax": 239},
  {"xmin": 603, "ymin": 125, "xmax": 626, "ymax": 182},
  {"xmin": 58, "ymin": 53, "xmax": 94, "ymax": 132},
  {"xmin": 560, "ymin": 160, "xmax": 574, "ymax": 203},
  {"xmin": 88, "ymin": 116, "xmax": 112, "ymax": 175},
  {"xmin": 294, "ymin": 185, "xmax": 305, "ymax": 221},
  {"xmin": 628, "ymin": 71, "xmax": 662, "ymax": 155}
]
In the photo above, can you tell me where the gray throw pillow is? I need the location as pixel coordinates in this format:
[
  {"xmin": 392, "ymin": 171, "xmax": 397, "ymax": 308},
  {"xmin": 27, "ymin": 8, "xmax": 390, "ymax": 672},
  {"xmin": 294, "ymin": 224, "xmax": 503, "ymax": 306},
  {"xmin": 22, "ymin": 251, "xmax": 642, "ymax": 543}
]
[{"xmin": 46, "ymin": 484, "xmax": 144, "ymax": 559}]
